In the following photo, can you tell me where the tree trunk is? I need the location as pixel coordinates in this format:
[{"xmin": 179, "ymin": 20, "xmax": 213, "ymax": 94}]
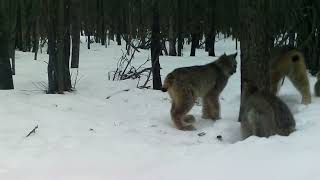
[
  {"xmin": 239, "ymin": 0, "xmax": 271, "ymax": 119},
  {"xmin": 205, "ymin": 33, "xmax": 209, "ymax": 52},
  {"xmin": 208, "ymin": 32, "xmax": 216, "ymax": 56},
  {"xmin": 177, "ymin": 0, "xmax": 183, "ymax": 56},
  {"xmin": 32, "ymin": 0, "xmax": 41, "ymax": 60},
  {"xmin": 151, "ymin": 1, "xmax": 162, "ymax": 90},
  {"xmin": 70, "ymin": 0, "xmax": 80, "ymax": 68},
  {"xmin": 56, "ymin": 0, "xmax": 66, "ymax": 93},
  {"xmin": 177, "ymin": 32, "xmax": 183, "ymax": 56},
  {"xmin": 18, "ymin": 0, "xmax": 27, "ymax": 52},
  {"xmin": 116, "ymin": 32, "xmax": 121, "ymax": 45},
  {"xmin": 161, "ymin": 38, "xmax": 168, "ymax": 56},
  {"xmin": 47, "ymin": 0, "xmax": 72, "ymax": 94},
  {"xmin": 63, "ymin": 0, "xmax": 72, "ymax": 91},
  {"xmin": 168, "ymin": 16, "xmax": 177, "ymax": 56},
  {"xmin": 0, "ymin": 1, "xmax": 14, "ymax": 89},
  {"xmin": 33, "ymin": 18, "xmax": 40, "ymax": 60},
  {"xmin": 190, "ymin": 33, "xmax": 198, "ymax": 56},
  {"xmin": 9, "ymin": 0, "xmax": 18, "ymax": 74},
  {"xmin": 87, "ymin": 35, "xmax": 90, "ymax": 49},
  {"xmin": 236, "ymin": 37, "xmax": 238, "ymax": 50}
]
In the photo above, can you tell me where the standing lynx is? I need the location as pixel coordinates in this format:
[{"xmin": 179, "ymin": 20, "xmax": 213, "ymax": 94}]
[{"xmin": 162, "ymin": 53, "xmax": 237, "ymax": 130}]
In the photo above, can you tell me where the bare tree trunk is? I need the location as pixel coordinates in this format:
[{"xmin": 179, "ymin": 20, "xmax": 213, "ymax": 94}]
[
  {"xmin": 9, "ymin": 0, "xmax": 18, "ymax": 74},
  {"xmin": 116, "ymin": 32, "xmax": 121, "ymax": 45},
  {"xmin": 47, "ymin": 0, "xmax": 72, "ymax": 94},
  {"xmin": 0, "ymin": 1, "xmax": 14, "ymax": 89},
  {"xmin": 190, "ymin": 33, "xmax": 198, "ymax": 56},
  {"xmin": 236, "ymin": 37, "xmax": 238, "ymax": 50},
  {"xmin": 168, "ymin": 16, "xmax": 177, "ymax": 56},
  {"xmin": 87, "ymin": 35, "xmax": 90, "ymax": 49},
  {"xmin": 238, "ymin": 0, "xmax": 271, "ymax": 119},
  {"xmin": 151, "ymin": 1, "xmax": 162, "ymax": 90},
  {"xmin": 32, "ymin": 0, "xmax": 41, "ymax": 60},
  {"xmin": 63, "ymin": 0, "xmax": 72, "ymax": 91},
  {"xmin": 208, "ymin": 32, "xmax": 216, "ymax": 56},
  {"xmin": 70, "ymin": 0, "xmax": 80, "ymax": 68},
  {"xmin": 177, "ymin": 0, "xmax": 183, "ymax": 56},
  {"xmin": 18, "ymin": 0, "xmax": 27, "ymax": 52}
]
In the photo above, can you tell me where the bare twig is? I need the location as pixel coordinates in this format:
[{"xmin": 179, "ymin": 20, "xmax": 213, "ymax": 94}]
[
  {"xmin": 26, "ymin": 125, "xmax": 39, "ymax": 137},
  {"xmin": 106, "ymin": 89, "xmax": 130, "ymax": 99}
]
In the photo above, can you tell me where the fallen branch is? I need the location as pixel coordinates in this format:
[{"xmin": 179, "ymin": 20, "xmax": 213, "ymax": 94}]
[
  {"xmin": 26, "ymin": 125, "xmax": 39, "ymax": 137},
  {"xmin": 106, "ymin": 89, "xmax": 130, "ymax": 99}
]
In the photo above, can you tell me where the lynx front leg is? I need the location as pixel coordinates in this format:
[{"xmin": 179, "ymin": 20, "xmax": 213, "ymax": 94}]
[{"xmin": 202, "ymin": 91, "xmax": 221, "ymax": 120}]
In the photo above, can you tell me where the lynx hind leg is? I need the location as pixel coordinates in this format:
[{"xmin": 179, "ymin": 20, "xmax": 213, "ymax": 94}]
[
  {"xmin": 202, "ymin": 90, "xmax": 220, "ymax": 120},
  {"xmin": 169, "ymin": 89, "xmax": 196, "ymax": 131},
  {"xmin": 288, "ymin": 71, "xmax": 311, "ymax": 105}
]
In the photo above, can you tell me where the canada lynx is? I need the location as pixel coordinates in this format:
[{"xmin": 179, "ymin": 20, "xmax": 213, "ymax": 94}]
[
  {"xmin": 270, "ymin": 46, "xmax": 311, "ymax": 104},
  {"xmin": 240, "ymin": 92, "xmax": 296, "ymax": 139},
  {"xmin": 162, "ymin": 53, "xmax": 237, "ymax": 130}
]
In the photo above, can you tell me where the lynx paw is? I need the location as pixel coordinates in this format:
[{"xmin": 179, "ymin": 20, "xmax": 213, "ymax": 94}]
[
  {"xmin": 181, "ymin": 125, "xmax": 196, "ymax": 131},
  {"xmin": 202, "ymin": 114, "xmax": 220, "ymax": 120},
  {"xmin": 183, "ymin": 115, "xmax": 196, "ymax": 125}
]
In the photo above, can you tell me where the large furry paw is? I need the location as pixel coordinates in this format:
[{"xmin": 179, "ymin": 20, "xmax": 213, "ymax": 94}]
[
  {"xmin": 183, "ymin": 115, "xmax": 196, "ymax": 125},
  {"xmin": 201, "ymin": 113, "xmax": 211, "ymax": 119},
  {"xmin": 181, "ymin": 125, "xmax": 196, "ymax": 131},
  {"xmin": 202, "ymin": 114, "xmax": 220, "ymax": 120}
]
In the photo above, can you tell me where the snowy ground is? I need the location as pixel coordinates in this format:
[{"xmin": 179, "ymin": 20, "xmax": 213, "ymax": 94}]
[{"xmin": 1, "ymin": 38, "xmax": 320, "ymax": 180}]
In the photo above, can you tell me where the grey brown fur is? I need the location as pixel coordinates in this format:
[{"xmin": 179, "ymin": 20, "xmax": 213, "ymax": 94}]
[
  {"xmin": 162, "ymin": 53, "xmax": 237, "ymax": 130},
  {"xmin": 270, "ymin": 46, "xmax": 311, "ymax": 104},
  {"xmin": 240, "ymin": 92, "xmax": 296, "ymax": 139}
]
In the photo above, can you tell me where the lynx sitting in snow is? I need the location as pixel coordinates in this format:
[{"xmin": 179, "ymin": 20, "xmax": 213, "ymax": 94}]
[
  {"xmin": 240, "ymin": 92, "xmax": 296, "ymax": 139},
  {"xmin": 162, "ymin": 53, "xmax": 237, "ymax": 131}
]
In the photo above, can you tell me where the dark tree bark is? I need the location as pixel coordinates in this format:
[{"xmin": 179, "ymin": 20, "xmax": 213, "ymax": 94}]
[
  {"xmin": 161, "ymin": 38, "xmax": 168, "ymax": 56},
  {"xmin": 87, "ymin": 35, "xmax": 91, "ymax": 49},
  {"xmin": 63, "ymin": 0, "xmax": 72, "ymax": 91},
  {"xmin": 0, "ymin": 1, "xmax": 14, "ymax": 89},
  {"xmin": 17, "ymin": 0, "xmax": 27, "ymax": 52},
  {"xmin": 205, "ymin": 34, "xmax": 209, "ymax": 52},
  {"xmin": 177, "ymin": 0, "xmax": 183, "ymax": 56},
  {"xmin": 190, "ymin": 33, "xmax": 198, "ymax": 56},
  {"xmin": 238, "ymin": 0, "xmax": 271, "ymax": 120},
  {"xmin": 207, "ymin": 32, "xmax": 216, "ymax": 56},
  {"xmin": 56, "ymin": 0, "xmax": 66, "ymax": 93},
  {"xmin": 116, "ymin": 32, "xmax": 121, "ymax": 45},
  {"xmin": 47, "ymin": 0, "xmax": 72, "ymax": 94},
  {"xmin": 70, "ymin": 0, "xmax": 81, "ymax": 68},
  {"xmin": 168, "ymin": 16, "xmax": 177, "ymax": 56},
  {"xmin": 8, "ymin": 0, "xmax": 18, "ymax": 74},
  {"xmin": 32, "ymin": 0, "xmax": 41, "ymax": 60},
  {"xmin": 207, "ymin": 0, "xmax": 216, "ymax": 57},
  {"xmin": 151, "ymin": 1, "xmax": 162, "ymax": 90},
  {"xmin": 236, "ymin": 37, "xmax": 238, "ymax": 50}
]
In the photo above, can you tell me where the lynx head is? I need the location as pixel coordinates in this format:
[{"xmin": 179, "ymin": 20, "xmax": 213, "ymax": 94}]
[{"xmin": 216, "ymin": 52, "xmax": 238, "ymax": 77}]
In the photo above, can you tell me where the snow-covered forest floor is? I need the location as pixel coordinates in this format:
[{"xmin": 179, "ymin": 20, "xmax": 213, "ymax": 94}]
[{"xmin": 1, "ymin": 38, "xmax": 320, "ymax": 180}]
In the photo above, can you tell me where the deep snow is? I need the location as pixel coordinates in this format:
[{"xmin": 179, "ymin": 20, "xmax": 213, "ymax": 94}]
[{"xmin": 0, "ymin": 38, "xmax": 320, "ymax": 180}]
